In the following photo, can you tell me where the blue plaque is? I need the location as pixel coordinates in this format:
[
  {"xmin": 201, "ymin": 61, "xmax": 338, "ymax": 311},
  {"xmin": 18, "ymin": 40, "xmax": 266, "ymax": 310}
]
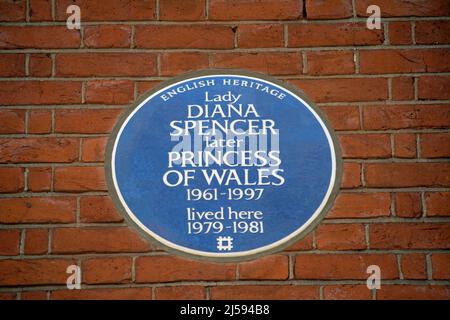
[{"xmin": 106, "ymin": 70, "xmax": 342, "ymax": 261}]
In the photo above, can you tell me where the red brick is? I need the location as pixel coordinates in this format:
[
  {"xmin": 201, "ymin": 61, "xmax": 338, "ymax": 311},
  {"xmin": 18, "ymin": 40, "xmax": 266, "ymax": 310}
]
[
  {"xmin": 370, "ymin": 223, "xmax": 450, "ymax": 249},
  {"xmin": 421, "ymin": 133, "xmax": 450, "ymax": 158},
  {"xmin": 209, "ymin": 0, "xmax": 302, "ymax": 20},
  {"xmin": 28, "ymin": 167, "xmax": 51, "ymax": 192},
  {"xmin": 30, "ymin": 0, "xmax": 52, "ymax": 21},
  {"xmin": 24, "ymin": 229, "xmax": 48, "ymax": 255},
  {"xmin": 0, "ymin": 26, "xmax": 80, "ymax": 49},
  {"xmin": 21, "ymin": 291, "xmax": 47, "ymax": 300},
  {"xmin": 56, "ymin": 0, "xmax": 156, "ymax": 21},
  {"xmin": 28, "ymin": 109, "xmax": 52, "ymax": 134},
  {"xmin": 80, "ymin": 196, "xmax": 123, "ymax": 223},
  {"xmin": 51, "ymin": 288, "xmax": 151, "ymax": 300},
  {"xmin": 288, "ymin": 23, "xmax": 384, "ymax": 47},
  {"xmin": 0, "ymin": 138, "xmax": 78, "ymax": 163},
  {"xmin": 401, "ymin": 254, "xmax": 427, "ymax": 279},
  {"xmin": 425, "ymin": 192, "xmax": 450, "ymax": 217},
  {"xmin": 295, "ymin": 254, "xmax": 398, "ymax": 279},
  {"xmin": 339, "ymin": 134, "xmax": 391, "ymax": 158},
  {"xmin": 160, "ymin": 0, "xmax": 205, "ymax": 21},
  {"xmin": 321, "ymin": 106, "xmax": 360, "ymax": 131},
  {"xmin": 356, "ymin": 0, "xmax": 450, "ymax": 17},
  {"xmin": 0, "ymin": 109, "xmax": 25, "ymax": 133},
  {"xmin": 327, "ymin": 193, "xmax": 391, "ymax": 219},
  {"xmin": 341, "ymin": 162, "xmax": 362, "ymax": 189},
  {"xmin": 83, "ymin": 257, "xmax": 132, "ymax": 284},
  {"xmin": 365, "ymin": 163, "xmax": 450, "ymax": 188},
  {"xmin": 56, "ymin": 53, "xmax": 157, "ymax": 77},
  {"xmin": 432, "ymin": 254, "xmax": 450, "ymax": 279},
  {"xmin": 307, "ymin": 51, "xmax": 354, "ymax": 75},
  {"xmin": 394, "ymin": 133, "xmax": 416, "ymax": 158},
  {"xmin": 237, "ymin": 24, "xmax": 284, "ymax": 48},
  {"xmin": 377, "ymin": 285, "xmax": 450, "ymax": 300},
  {"xmin": 212, "ymin": 52, "xmax": 302, "ymax": 75},
  {"xmin": 86, "ymin": 80, "xmax": 134, "ymax": 104},
  {"xmin": 316, "ymin": 224, "xmax": 366, "ymax": 250},
  {"xmin": 0, "ymin": 0, "xmax": 26, "ymax": 21},
  {"xmin": 389, "ymin": 22, "xmax": 412, "ymax": 45},
  {"xmin": 392, "ymin": 77, "xmax": 414, "ymax": 101},
  {"xmin": 211, "ymin": 285, "xmax": 319, "ymax": 300},
  {"xmin": 0, "ymin": 293, "xmax": 16, "ymax": 300},
  {"xmin": 323, "ymin": 285, "xmax": 372, "ymax": 300},
  {"xmin": 0, "ymin": 167, "xmax": 24, "ymax": 193},
  {"xmin": 360, "ymin": 49, "xmax": 450, "ymax": 74},
  {"xmin": 81, "ymin": 137, "xmax": 108, "ymax": 162},
  {"xmin": 52, "ymin": 227, "xmax": 150, "ymax": 253},
  {"xmin": 160, "ymin": 52, "xmax": 209, "ymax": 76},
  {"xmin": 0, "ymin": 54, "xmax": 25, "ymax": 76},
  {"xmin": 28, "ymin": 54, "xmax": 52, "ymax": 77},
  {"xmin": 363, "ymin": 105, "xmax": 450, "ymax": 130},
  {"xmin": 0, "ymin": 229, "xmax": 20, "ymax": 255},
  {"xmin": 137, "ymin": 81, "xmax": 162, "ymax": 96},
  {"xmin": 291, "ymin": 78, "xmax": 388, "ymax": 102},
  {"xmin": 419, "ymin": 76, "xmax": 450, "ymax": 100},
  {"xmin": 0, "ymin": 259, "xmax": 74, "ymax": 286},
  {"xmin": 284, "ymin": 233, "xmax": 314, "ymax": 251},
  {"xmin": 54, "ymin": 166, "xmax": 106, "ymax": 192},
  {"xmin": 84, "ymin": 25, "xmax": 131, "ymax": 48},
  {"xmin": 306, "ymin": 0, "xmax": 353, "ymax": 19},
  {"xmin": 136, "ymin": 256, "xmax": 236, "ymax": 282},
  {"xmin": 0, "ymin": 197, "xmax": 76, "ymax": 223},
  {"xmin": 239, "ymin": 255, "xmax": 288, "ymax": 280},
  {"xmin": 395, "ymin": 193, "xmax": 421, "ymax": 218},
  {"xmin": 416, "ymin": 21, "xmax": 450, "ymax": 44},
  {"xmin": 55, "ymin": 109, "xmax": 122, "ymax": 134},
  {"xmin": 155, "ymin": 286, "xmax": 206, "ymax": 300},
  {"xmin": 0, "ymin": 81, "xmax": 81, "ymax": 105},
  {"xmin": 135, "ymin": 25, "xmax": 234, "ymax": 49}
]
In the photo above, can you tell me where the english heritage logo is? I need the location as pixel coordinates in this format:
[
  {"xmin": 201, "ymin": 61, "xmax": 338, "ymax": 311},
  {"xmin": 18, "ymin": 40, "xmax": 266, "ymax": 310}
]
[{"xmin": 105, "ymin": 70, "xmax": 342, "ymax": 262}]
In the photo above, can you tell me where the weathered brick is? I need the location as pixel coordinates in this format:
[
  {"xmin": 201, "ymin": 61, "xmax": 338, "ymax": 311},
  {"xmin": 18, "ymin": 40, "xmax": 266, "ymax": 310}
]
[
  {"xmin": 365, "ymin": 163, "xmax": 450, "ymax": 187},
  {"xmin": 363, "ymin": 105, "xmax": 450, "ymax": 130},
  {"xmin": 316, "ymin": 224, "xmax": 366, "ymax": 250},
  {"xmin": 135, "ymin": 25, "xmax": 234, "ymax": 49},
  {"xmin": 327, "ymin": 193, "xmax": 391, "ymax": 218},
  {"xmin": 0, "ymin": 138, "xmax": 78, "ymax": 163},
  {"xmin": 289, "ymin": 23, "xmax": 384, "ymax": 47},
  {"xmin": 52, "ymin": 227, "xmax": 151, "ymax": 253},
  {"xmin": 295, "ymin": 254, "xmax": 398, "ymax": 279},
  {"xmin": 425, "ymin": 192, "xmax": 450, "ymax": 217},
  {"xmin": 55, "ymin": 109, "xmax": 122, "ymax": 134},
  {"xmin": 0, "ymin": 167, "xmax": 24, "ymax": 193},
  {"xmin": 239, "ymin": 255, "xmax": 288, "ymax": 280},
  {"xmin": 0, "ymin": 26, "xmax": 80, "ymax": 49},
  {"xmin": 56, "ymin": 53, "xmax": 157, "ymax": 77},
  {"xmin": 211, "ymin": 285, "xmax": 319, "ymax": 300},
  {"xmin": 83, "ymin": 257, "xmax": 132, "ymax": 284},
  {"xmin": 79, "ymin": 196, "xmax": 123, "ymax": 223},
  {"xmin": 85, "ymin": 80, "xmax": 134, "ymax": 104},
  {"xmin": 56, "ymin": 0, "xmax": 156, "ymax": 21},
  {"xmin": 160, "ymin": 0, "xmax": 205, "ymax": 21},
  {"xmin": 370, "ymin": 223, "xmax": 450, "ymax": 249},
  {"xmin": 54, "ymin": 166, "xmax": 107, "ymax": 192},
  {"xmin": 0, "ymin": 81, "xmax": 81, "ymax": 105},
  {"xmin": 209, "ymin": 0, "xmax": 302, "ymax": 20},
  {"xmin": 212, "ymin": 52, "xmax": 302, "ymax": 75},
  {"xmin": 237, "ymin": 24, "xmax": 284, "ymax": 48},
  {"xmin": 84, "ymin": 25, "xmax": 132, "ymax": 48},
  {"xmin": 136, "ymin": 256, "xmax": 236, "ymax": 282},
  {"xmin": 0, "ymin": 197, "xmax": 76, "ymax": 223}
]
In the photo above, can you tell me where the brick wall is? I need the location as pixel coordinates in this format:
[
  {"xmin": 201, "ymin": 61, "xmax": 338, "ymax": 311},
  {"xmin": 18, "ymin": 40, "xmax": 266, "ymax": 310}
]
[{"xmin": 0, "ymin": 0, "xmax": 449, "ymax": 300}]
